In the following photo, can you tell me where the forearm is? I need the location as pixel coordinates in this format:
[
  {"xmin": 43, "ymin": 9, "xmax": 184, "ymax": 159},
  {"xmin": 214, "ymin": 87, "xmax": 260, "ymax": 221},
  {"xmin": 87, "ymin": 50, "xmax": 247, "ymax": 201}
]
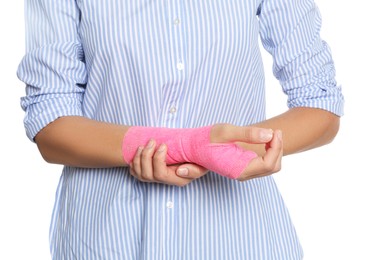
[
  {"xmin": 242, "ymin": 107, "xmax": 340, "ymax": 156},
  {"xmin": 35, "ymin": 116, "xmax": 129, "ymax": 168},
  {"xmin": 35, "ymin": 117, "xmax": 262, "ymax": 178},
  {"xmin": 35, "ymin": 107, "xmax": 338, "ymax": 169}
]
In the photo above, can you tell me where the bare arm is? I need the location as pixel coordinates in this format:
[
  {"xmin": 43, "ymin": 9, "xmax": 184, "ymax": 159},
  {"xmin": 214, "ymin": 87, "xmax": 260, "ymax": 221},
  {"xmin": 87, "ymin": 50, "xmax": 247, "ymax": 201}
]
[
  {"xmin": 35, "ymin": 116, "xmax": 129, "ymax": 168},
  {"xmin": 34, "ymin": 116, "xmax": 277, "ymax": 170},
  {"xmin": 35, "ymin": 115, "xmax": 283, "ymax": 185},
  {"xmin": 240, "ymin": 107, "xmax": 340, "ymax": 157}
]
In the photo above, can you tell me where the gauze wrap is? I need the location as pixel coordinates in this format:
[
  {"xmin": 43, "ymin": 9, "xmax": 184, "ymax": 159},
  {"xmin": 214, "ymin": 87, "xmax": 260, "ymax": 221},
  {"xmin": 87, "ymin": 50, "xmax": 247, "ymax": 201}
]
[{"xmin": 122, "ymin": 126, "xmax": 257, "ymax": 179}]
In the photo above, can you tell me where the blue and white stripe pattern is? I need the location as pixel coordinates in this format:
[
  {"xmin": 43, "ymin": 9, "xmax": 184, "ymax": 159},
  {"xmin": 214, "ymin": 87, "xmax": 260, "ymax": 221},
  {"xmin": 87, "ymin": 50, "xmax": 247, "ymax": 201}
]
[{"xmin": 17, "ymin": 0, "xmax": 343, "ymax": 259}]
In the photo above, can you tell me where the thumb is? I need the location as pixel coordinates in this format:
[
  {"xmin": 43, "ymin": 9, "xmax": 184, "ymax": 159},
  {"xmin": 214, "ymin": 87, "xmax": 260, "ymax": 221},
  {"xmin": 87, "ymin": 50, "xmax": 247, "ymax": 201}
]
[
  {"xmin": 176, "ymin": 163, "xmax": 208, "ymax": 179},
  {"xmin": 211, "ymin": 124, "xmax": 274, "ymax": 144}
]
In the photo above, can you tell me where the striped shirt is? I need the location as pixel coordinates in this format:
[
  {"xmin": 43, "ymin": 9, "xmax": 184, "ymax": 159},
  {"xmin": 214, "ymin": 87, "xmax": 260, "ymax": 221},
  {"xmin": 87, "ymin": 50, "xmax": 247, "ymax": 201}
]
[{"xmin": 17, "ymin": 0, "xmax": 344, "ymax": 259}]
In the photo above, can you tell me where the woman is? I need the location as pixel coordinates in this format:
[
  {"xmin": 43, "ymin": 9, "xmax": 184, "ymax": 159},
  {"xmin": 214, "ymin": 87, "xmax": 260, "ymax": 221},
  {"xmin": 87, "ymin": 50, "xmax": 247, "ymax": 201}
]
[{"xmin": 17, "ymin": 0, "xmax": 343, "ymax": 259}]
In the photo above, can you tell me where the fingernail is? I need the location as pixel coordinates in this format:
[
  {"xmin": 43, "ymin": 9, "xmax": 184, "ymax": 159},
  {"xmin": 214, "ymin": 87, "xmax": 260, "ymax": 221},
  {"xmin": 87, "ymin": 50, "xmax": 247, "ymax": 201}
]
[
  {"xmin": 277, "ymin": 130, "xmax": 283, "ymax": 141},
  {"xmin": 137, "ymin": 146, "xmax": 143, "ymax": 155},
  {"xmin": 260, "ymin": 129, "xmax": 273, "ymax": 141},
  {"xmin": 147, "ymin": 139, "xmax": 155, "ymax": 148},
  {"xmin": 177, "ymin": 168, "xmax": 189, "ymax": 176},
  {"xmin": 157, "ymin": 144, "xmax": 166, "ymax": 152}
]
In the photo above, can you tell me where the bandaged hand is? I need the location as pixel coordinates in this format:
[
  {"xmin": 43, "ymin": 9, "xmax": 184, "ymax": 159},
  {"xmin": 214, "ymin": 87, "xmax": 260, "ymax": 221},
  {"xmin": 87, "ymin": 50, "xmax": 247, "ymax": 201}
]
[{"xmin": 122, "ymin": 125, "xmax": 257, "ymax": 179}]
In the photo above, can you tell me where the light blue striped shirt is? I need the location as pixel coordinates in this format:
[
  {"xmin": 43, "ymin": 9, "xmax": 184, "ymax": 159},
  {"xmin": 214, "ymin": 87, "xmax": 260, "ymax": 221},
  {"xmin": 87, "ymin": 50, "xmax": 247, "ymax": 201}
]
[{"xmin": 17, "ymin": 0, "xmax": 344, "ymax": 259}]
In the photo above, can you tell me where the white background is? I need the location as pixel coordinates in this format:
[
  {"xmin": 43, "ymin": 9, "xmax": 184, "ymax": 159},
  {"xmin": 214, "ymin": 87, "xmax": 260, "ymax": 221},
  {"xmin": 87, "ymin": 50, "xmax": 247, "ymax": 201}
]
[{"xmin": 1, "ymin": 1, "xmax": 365, "ymax": 259}]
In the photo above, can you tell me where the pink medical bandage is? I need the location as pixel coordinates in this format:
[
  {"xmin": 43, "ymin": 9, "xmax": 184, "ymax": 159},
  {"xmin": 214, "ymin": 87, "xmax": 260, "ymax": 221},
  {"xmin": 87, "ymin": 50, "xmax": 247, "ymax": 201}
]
[{"xmin": 122, "ymin": 126, "xmax": 257, "ymax": 179}]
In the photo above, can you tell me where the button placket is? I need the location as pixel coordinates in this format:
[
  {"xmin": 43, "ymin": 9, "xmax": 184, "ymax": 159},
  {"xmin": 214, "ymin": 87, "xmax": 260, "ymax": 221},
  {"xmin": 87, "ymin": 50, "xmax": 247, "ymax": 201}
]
[
  {"xmin": 174, "ymin": 18, "xmax": 184, "ymax": 73},
  {"xmin": 162, "ymin": 2, "xmax": 185, "ymax": 124}
]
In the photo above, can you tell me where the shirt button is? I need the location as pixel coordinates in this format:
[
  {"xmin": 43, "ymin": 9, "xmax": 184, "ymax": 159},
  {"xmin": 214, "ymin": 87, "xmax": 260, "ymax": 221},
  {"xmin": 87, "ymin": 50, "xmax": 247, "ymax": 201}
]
[
  {"xmin": 176, "ymin": 62, "xmax": 184, "ymax": 71},
  {"xmin": 166, "ymin": 201, "xmax": 174, "ymax": 209},
  {"xmin": 169, "ymin": 106, "xmax": 177, "ymax": 114},
  {"xmin": 173, "ymin": 18, "xmax": 181, "ymax": 25}
]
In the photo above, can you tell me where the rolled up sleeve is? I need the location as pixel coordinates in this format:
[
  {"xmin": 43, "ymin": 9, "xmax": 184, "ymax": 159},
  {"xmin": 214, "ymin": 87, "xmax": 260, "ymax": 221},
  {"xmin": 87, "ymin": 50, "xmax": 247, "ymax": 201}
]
[
  {"xmin": 17, "ymin": 0, "xmax": 87, "ymax": 141},
  {"xmin": 258, "ymin": 0, "xmax": 344, "ymax": 116}
]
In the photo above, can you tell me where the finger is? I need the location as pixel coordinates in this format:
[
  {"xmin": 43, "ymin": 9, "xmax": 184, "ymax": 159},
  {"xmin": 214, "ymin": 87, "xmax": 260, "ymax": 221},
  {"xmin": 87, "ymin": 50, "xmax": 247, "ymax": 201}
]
[
  {"xmin": 253, "ymin": 130, "xmax": 282, "ymax": 174},
  {"xmin": 129, "ymin": 166, "xmax": 137, "ymax": 178},
  {"xmin": 130, "ymin": 160, "xmax": 149, "ymax": 182},
  {"xmin": 131, "ymin": 146, "xmax": 143, "ymax": 178},
  {"xmin": 152, "ymin": 143, "xmax": 169, "ymax": 182},
  {"xmin": 211, "ymin": 124, "xmax": 274, "ymax": 144},
  {"xmin": 152, "ymin": 144, "xmax": 193, "ymax": 186},
  {"xmin": 262, "ymin": 130, "xmax": 283, "ymax": 171},
  {"xmin": 268, "ymin": 130, "xmax": 283, "ymax": 173},
  {"xmin": 176, "ymin": 163, "xmax": 208, "ymax": 179},
  {"xmin": 140, "ymin": 139, "xmax": 156, "ymax": 181},
  {"xmin": 237, "ymin": 130, "xmax": 283, "ymax": 181}
]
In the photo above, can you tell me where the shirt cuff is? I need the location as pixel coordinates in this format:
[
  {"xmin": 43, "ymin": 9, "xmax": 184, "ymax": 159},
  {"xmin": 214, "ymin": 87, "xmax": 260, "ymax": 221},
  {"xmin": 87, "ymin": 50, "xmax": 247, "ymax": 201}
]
[{"xmin": 22, "ymin": 95, "xmax": 84, "ymax": 141}]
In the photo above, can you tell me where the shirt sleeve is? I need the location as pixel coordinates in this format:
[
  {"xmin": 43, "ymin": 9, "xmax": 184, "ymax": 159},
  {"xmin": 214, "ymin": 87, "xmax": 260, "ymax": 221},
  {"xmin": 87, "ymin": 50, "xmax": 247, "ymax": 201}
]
[
  {"xmin": 17, "ymin": 0, "xmax": 87, "ymax": 141},
  {"xmin": 258, "ymin": 0, "xmax": 344, "ymax": 116}
]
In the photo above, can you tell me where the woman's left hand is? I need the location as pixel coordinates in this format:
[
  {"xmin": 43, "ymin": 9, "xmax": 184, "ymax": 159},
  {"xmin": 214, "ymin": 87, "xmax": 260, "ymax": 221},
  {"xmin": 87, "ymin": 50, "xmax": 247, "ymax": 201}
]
[{"xmin": 129, "ymin": 140, "xmax": 208, "ymax": 186}]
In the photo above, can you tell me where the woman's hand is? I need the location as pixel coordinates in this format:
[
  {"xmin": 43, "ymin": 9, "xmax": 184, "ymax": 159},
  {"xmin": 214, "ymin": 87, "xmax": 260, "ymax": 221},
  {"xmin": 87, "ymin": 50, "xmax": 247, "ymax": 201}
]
[
  {"xmin": 209, "ymin": 124, "xmax": 283, "ymax": 181},
  {"xmin": 129, "ymin": 139, "xmax": 208, "ymax": 186},
  {"xmin": 130, "ymin": 124, "xmax": 282, "ymax": 185},
  {"xmin": 237, "ymin": 130, "xmax": 282, "ymax": 181}
]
